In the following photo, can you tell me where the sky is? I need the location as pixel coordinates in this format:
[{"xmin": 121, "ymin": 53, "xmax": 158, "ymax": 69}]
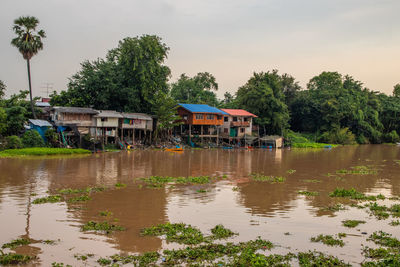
[{"xmin": 1, "ymin": 0, "xmax": 400, "ymax": 99}]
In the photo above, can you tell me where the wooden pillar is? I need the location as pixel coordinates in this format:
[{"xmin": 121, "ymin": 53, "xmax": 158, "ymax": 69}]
[
  {"xmin": 201, "ymin": 125, "xmax": 203, "ymax": 144},
  {"xmin": 139, "ymin": 129, "xmax": 142, "ymax": 142},
  {"xmin": 216, "ymin": 125, "xmax": 219, "ymax": 146},
  {"xmin": 133, "ymin": 129, "xmax": 135, "ymax": 144},
  {"xmin": 121, "ymin": 127, "xmax": 124, "ymax": 141}
]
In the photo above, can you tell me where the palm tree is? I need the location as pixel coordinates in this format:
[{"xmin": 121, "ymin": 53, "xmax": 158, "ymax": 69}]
[{"xmin": 11, "ymin": 16, "xmax": 46, "ymax": 119}]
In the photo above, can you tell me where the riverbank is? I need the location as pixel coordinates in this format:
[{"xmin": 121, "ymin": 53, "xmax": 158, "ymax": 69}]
[{"xmin": 0, "ymin": 147, "xmax": 91, "ymax": 157}]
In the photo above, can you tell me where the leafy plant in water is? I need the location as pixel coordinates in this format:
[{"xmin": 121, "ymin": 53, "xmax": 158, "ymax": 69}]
[
  {"xmin": 298, "ymin": 190, "xmax": 319, "ymax": 196},
  {"xmin": 336, "ymin": 165, "xmax": 378, "ymax": 175},
  {"xmin": 196, "ymin": 189, "xmax": 207, "ymax": 193},
  {"xmin": 81, "ymin": 221, "xmax": 125, "ymax": 234},
  {"xmin": 141, "ymin": 223, "xmax": 204, "ymax": 245},
  {"xmin": 303, "ymin": 179, "xmax": 322, "ymax": 183},
  {"xmin": 329, "ymin": 188, "xmax": 376, "ymax": 200},
  {"xmin": 342, "ymin": 220, "xmax": 366, "ymax": 228},
  {"xmin": 297, "ymin": 251, "xmax": 351, "ymax": 266},
  {"xmin": 210, "ymin": 224, "xmax": 237, "ymax": 239},
  {"xmin": 115, "ymin": 183, "xmax": 126, "ymax": 188},
  {"xmin": 287, "ymin": 169, "xmax": 296, "ymax": 174},
  {"xmin": 250, "ymin": 173, "xmax": 286, "ymax": 183},
  {"xmin": 99, "ymin": 210, "xmax": 113, "ymax": 217},
  {"xmin": 310, "ymin": 234, "xmax": 345, "ymax": 247},
  {"xmin": 389, "ymin": 220, "xmax": 400, "ymax": 226},
  {"xmin": 32, "ymin": 195, "xmax": 62, "ymax": 204},
  {"xmin": 367, "ymin": 231, "xmax": 400, "ymax": 248},
  {"xmin": 1, "ymin": 238, "xmax": 30, "ymax": 249},
  {"xmin": 67, "ymin": 194, "xmax": 91, "ymax": 203},
  {"xmin": 320, "ymin": 204, "xmax": 347, "ymax": 212},
  {"xmin": 0, "ymin": 252, "xmax": 34, "ymax": 265}
]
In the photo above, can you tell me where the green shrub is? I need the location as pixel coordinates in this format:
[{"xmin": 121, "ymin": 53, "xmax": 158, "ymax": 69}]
[
  {"xmin": 384, "ymin": 130, "xmax": 400, "ymax": 143},
  {"xmin": 45, "ymin": 129, "xmax": 59, "ymax": 146},
  {"xmin": 318, "ymin": 128, "xmax": 356, "ymax": 145},
  {"xmin": 5, "ymin": 135, "xmax": 23, "ymax": 149},
  {"xmin": 22, "ymin": 130, "xmax": 45, "ymax": 147}
]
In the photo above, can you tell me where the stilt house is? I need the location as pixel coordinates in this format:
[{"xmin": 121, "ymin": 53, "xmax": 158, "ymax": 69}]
[
  {"xmin": 177, "ymin": 103, "xmax": 227, "ymax": 144},
  {"xmin": 119, "ymin": 113, "xmax": 153, "ymax": 144},
  {"xmin": 220, "ymin": 109, "xmax": 257, "ymax": 138}
]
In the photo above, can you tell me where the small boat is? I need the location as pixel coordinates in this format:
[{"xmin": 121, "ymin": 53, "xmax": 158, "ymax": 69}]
[
  {"xmin": 165, "ymin": 148, "xmax": 184, "ymax": 152},
  {"xmin": 223, "ymin": 146, "xmax": 233, "ymax": 150}
]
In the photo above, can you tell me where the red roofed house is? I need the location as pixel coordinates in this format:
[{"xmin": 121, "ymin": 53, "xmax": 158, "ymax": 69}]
[{"xmin": 220, "ymin": 109, "xmax": 257, "ymax": 138}]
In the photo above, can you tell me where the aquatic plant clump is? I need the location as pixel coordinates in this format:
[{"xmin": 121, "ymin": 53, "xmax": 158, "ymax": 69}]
[
  {"xmin": 0, "ymin": 148, "xmax": 91, "ymax": 157},
  {"xmin": 297, "ymin": 251, "xmax": 351, "ymax": 266},
  {"xmin": 250, "ymin": 173, "xmax": 286, "ymax": 183},
  {"xmin": 67, "ymin": 194, "xmax": 91, "ymax": 203},
  {"xmin": 32, "ymin": 195, "xmax": 62, "ymax": 204},
  {"xmin": 1, "ymin": 238, "xmax": 31, "ymax": 249},
  {"xmin": 141, "ymin": 223, "xmax": 205, "ymax": 245},
  {"xmin": 298, "ymin": 191, "xmax": 319, "ymax": 196},
  {"xmin": 0, "ymin": 253, "xmax": 34, "ymax": 265},
  {"xmin": 210, "ymin": 224, "xmax": 237, "ymax": 239},
  {"xmin": 336, "ymin": 165, "xmax": 378, "ymax": 175},
  {"xmin": 310, "ymin": 234, "xmax": 345, "ymax": 247},
  {"xmin": 342, "ymin": 220, "xmax": 366, "ymax": 228},
  {"xmin": 140, "ymin": 175, "xmax": 212, "ymax": 188},
  {"xmin": 81, "ymin": 221, "xmax": 125, "ymax": 234},
  {"xmin": 329, "ymin": 188, "xmax": 376, "ymax": 200},
  {"xmin": 367, "ymin": 231, "xmax": 400, "ymax": 248},
  {"xmin": 58, "ymin": 186, "xmax": 105, "ymax": 195}
]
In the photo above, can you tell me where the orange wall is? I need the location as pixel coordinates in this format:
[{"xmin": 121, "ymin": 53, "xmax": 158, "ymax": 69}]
[{"xmin": 177, "ymin": 108, "xmax": 223, "ymax": 125}]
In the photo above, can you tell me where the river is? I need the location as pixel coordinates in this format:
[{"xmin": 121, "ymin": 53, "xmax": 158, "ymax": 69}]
[{"xmin": 0, "ymin": 145, "xmax": 399, "ymax": 266}]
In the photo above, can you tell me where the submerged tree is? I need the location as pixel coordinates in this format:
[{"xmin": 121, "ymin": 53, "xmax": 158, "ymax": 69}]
[{"xmin": 11, "ymin": 16, "xmax": 46, "ymax": 119}]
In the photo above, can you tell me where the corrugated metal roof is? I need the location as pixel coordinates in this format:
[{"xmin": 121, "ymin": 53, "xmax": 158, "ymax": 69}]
[
  {"xmin": 35, "ymin": 102, "xmax": 51, "ymax": 107},
  {"xmin": 94, "ymin": 110, "xmax": 123, "ymax": 118},
  {"xmin": 178, "ymin": 103, "xmax": 228, "ymax": 115},
  {"xmin": 29, "ymin": 119, "xmax": 52, "ymax": 127},
  {"xmin": 121, "ymin": 113, "xmax": 152, "ymax": 120},
  {"xmin": 220, "ymin": 109, "xmax": 258, "ymax": 117},
  {"xmin": 52, "ymin": 107, "xmax": 98, "ymax": 114}
]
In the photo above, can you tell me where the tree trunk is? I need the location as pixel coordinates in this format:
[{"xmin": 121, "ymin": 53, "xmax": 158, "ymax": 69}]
[{"xmin": 26, "ymin": 59, "xmax": 36, "ymax": 119}]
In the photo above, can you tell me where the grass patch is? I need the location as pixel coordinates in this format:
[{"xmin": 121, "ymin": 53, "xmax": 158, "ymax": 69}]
[
  {"xmin": 250, "ymin": 173, "xmax": 286, "ymax": 183},
  {"xmin": 67, "ymin": 194, "xmax": 91, "ymax": 203},
  {"xmin": 298, "ymin": 190, "xmax": 319, "ymax": 196},
  {"xmin": 2, "ymin": 238, "xmax": 30, "ymax": 249},
  {"xmin": 310, "ymin": 234, "xmax": 345, "ymax": 247},
  {"xmin": 329, "ymin": 188, "xmax": 376, "ymax": 200},
  {"xmin": 0, "ymin": 148, "xmax": 91, "ymax": 157},
  {"xmin": 342, "ymin": 220, "xmax": 366, "ymax": 228},
  {"xmin": 292, "ymin": 142, "xmax": 337, "ymax": 148},
  {"xmin": 32, "ymin": 195, "xmax": 62, "ymax": 204},
  {"xmin": 81, "ymin": 221, "xmax": 125, "ymax": 234}
]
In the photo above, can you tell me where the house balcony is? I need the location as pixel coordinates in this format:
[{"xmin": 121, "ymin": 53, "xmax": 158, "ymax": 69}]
[{"xmin": 231, "ymin": 121, "xmax": 250, "ymax": 127}]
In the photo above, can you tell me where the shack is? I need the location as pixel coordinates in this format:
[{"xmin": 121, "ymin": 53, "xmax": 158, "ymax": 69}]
[
  {"xmin": 50, "ymin": 107, "xmax": 98, "ymax": 146},
  {"xmin": 259, "ymin": 135, "xmax": 284, "ymax": 148},
  {"xmin": 28, "ymin": 119, "xmax": 53, "ymax": 141},
  {"xmin": 93, "ymin": 110, "xmax": 123, "ymax": 144},
  {"xmin": 177, "ymin": 103, "xmax": 227, "ymax": 145},
  {"xmin": 119, "ymin": 113, "xmax": 153, "ymax": 144}
]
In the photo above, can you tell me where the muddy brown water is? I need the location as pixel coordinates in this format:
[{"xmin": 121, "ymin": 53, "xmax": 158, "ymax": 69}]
[{"xmin": 0, "ymin": 145, "xmax": 400, "ymax": 266}]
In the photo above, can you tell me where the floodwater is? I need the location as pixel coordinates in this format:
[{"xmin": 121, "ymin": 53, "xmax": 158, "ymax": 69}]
[{"xmin": 0, "ymin": 145, "xmax": 400, "ymax": 266}]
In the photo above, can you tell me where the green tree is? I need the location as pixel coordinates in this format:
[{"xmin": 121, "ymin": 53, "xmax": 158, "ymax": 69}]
[
  {"xmin": 171, "ymin": 72, "xmax": 219, "ymax": 106},
  {"xmin": 11, "ymin": 16, "xmax": 46, "ymax": 119},
  {"xmin": 0, "ymin": 80, "xmax": 5, "ymax": 100},
  {"xmin": 0, "ymin": 107, "xmax": 7, "ymax": 136},
  {"xmin": 219, "ymin": 92, "xmax": 238, "ymax": 108},
  {"xmin": 152, "ymin": 92, "xmax": 182, "ymax": 141},
  {"xmin": 236, "ymin": 70, "xmax": 290, "ymax": 135},
  {"xmin": 393, "ymin": 84, "xmax": 400, "ymax": 97},
  {"xmin": 51, "ymin": 35, "xmax": 170, "ymax": 114},
  {"xmin": 22, "ymin": 130, "xmax": 45, "ymax": 147}
]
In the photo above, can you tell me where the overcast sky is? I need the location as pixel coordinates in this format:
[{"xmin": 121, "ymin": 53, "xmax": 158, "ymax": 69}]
[{"xmin": 1, "ymin": 0, "xmax": 399, "ymax": 98}]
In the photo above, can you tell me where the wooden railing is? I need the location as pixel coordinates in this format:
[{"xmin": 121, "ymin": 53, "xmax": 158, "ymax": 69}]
[{"xmin": 231, "ymin": 121, "xmax": 250, "ymax": 127}]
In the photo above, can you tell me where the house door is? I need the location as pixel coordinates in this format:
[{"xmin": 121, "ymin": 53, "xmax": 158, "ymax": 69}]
[{"xmin": 229, "ymin": 128, "xmax": 237, "ymax": 137}]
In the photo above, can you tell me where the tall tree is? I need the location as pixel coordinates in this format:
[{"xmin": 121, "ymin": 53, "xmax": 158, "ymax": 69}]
[
  {"xmin": 11, "ymin": 16, "xmax": 46, "ymax": 119},
  {"xmin": 0, "ymin": 80, "xmax": 5, "ymax": 100},
  {"xmin": 170, "ymin": 72, "xmax": 219, "ymax": 106},
  {"xmin": 236, "ymin": 70, "xmax": 290, "ymax": 135},
  {"xmin": 51, "ymin": 35, "xmax": 170, "ymax": 114}
]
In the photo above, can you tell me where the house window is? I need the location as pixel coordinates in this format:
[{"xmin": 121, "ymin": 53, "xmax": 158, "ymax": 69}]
[
  {"xmin": 233, "ymin": 117, "xmax": 238, "ymax": 121},
  {"xmin": 224, "ymin": 128, "xmax": 228, "ymax": 133},
  {"xmin": 240, "ymin": 128, "xmax": 245, "ymax": 133},
  {"xmin": 207, "ymin": 114, "xmax": 214, "ymax": 120},
  {"xmin": 183, "ymin": 115, "xmax": 188, "ymax": 120},
  {"xmin": 195, "ymin": 114, "xmax": 203, "ymax": 120},
  {"xmin": 244, "ymin": 117, "xmax": 249, "ymax": 121},
  {"xmin": 217, "ymin": 115, "xmax": 222, "ymax": 120},
  {"xmin": 101, "ymin": 117, "xmax": 108, "ymax": 122},
  {"xmin": 224, "ymin": 116, "xmax": 228, "ymax": 122}
]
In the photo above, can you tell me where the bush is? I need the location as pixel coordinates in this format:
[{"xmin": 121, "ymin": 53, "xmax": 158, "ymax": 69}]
[
  {"xmin": 5, "ymin": 135, "xmax": 23, "ymax": 149},
  {"xmin": 21, "ymin": 130, "xmax": 45, "ymax": 148},
  {"xmin": 384, "ymin": 130, "xmax": 400, "ymax": 143},
  {"xmin": 318, "ymin": 128, "xmax": 356, "ymax": 145},
  {"xmin": 45, "ymin": 129, "xmax": 59, "ymax": 147}
]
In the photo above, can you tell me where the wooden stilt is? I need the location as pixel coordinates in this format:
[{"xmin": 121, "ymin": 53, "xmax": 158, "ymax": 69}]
[{"xmin": 201, "ymin": 125, "xmax": 203, "ymax": 144}]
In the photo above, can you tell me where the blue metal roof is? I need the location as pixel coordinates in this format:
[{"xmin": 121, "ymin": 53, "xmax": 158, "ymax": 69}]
[
  {"xmin": 178, "ymin": 103, "xmax": 228, "ymax": 115},
  {"xmin": 28, "ymin": 119, "xmax": 52, "ymax": 127}
]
